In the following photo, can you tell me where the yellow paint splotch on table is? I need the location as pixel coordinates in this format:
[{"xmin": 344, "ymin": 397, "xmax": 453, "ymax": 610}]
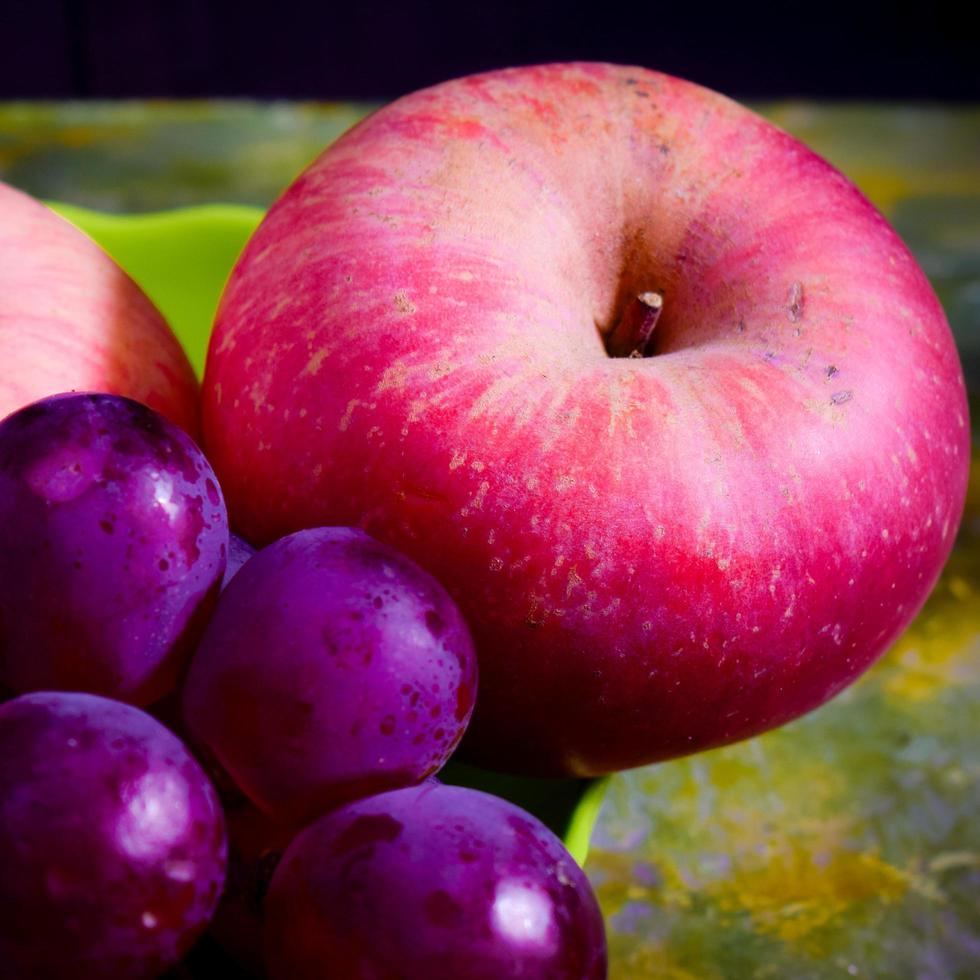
[
  {"xmin": 616, "ymin": 943, "xmax": 726, "ymax": 980},
  {"xmin": 708, "ymin": 844, "xmax": 911, "ymax": 951}
]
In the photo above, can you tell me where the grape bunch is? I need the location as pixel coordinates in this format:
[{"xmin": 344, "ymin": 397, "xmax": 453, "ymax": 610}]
[{"xmin": 0, "ymin": 392, "xmax": 608, "ymax": 979}]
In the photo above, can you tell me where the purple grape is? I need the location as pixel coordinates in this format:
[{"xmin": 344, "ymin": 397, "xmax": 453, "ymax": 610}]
[
  {"xmin": 0, "ymin": 691, "xmax": 227, "ymax": 980},
  {"xmin": 182, "ymin": 527, "xmax": 477, "ymax": 824},
  {"xmin": 222, "ymin": 533, "xmax": 256, "ymax": 589},
  {"xmin": 0, "ymin": 392, "xmax": 228, "ymax": 704},
  {"xmin": 263, "ymin": 781, "xmax": 608, "ymax": 979}
]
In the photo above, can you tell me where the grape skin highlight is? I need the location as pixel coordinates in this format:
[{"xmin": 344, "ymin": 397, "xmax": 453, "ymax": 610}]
[
  {"xmin": 182, "ymin": 526, "xmax": 478, "ymax": 824},
  {"xmin": 264, "ymin": 781, "xmax": 607, "ymax": 979},
  {"xmin": 0, "ymin": 392, "xmax": 228, "ymax": 704},
  {"xmin": 0, "ymin": 691, "xmax": 228, "ymax": 980}
]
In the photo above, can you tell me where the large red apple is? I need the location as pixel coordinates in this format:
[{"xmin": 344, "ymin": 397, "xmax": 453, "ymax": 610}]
[
  {"xmin": 203, "ymin": 63, "xmax": 970, "ymax": 777},
  {"xmin": 0, "ymin": 182, "xmax": 198, "ymax": 435}
]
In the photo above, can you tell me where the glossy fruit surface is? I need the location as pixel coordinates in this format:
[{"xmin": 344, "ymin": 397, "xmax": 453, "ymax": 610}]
[
  {"xmin": 16, "ymin": 99, "xmax": 976, "ymax": 980},
  {"xmin": 264, "ymin": 781, "xmax": 607, "ymax": 979},
  {"xmin": 202, "ymin": 62, "xmax": 970, "ymax": 776},
  {"xmin": 0, "ymin": 181, "xmax": 199, "ymax": 437},
  {"xmin": 0, "ymin": 691, "xmax": 227, "ymax": 980},
  {"xmin": 0, "ymin": 392, "xmax": 227, "ymax": 704},
  {"xmin": 183, "ymin": 527, "xmax": 477, "ymax": 823}
]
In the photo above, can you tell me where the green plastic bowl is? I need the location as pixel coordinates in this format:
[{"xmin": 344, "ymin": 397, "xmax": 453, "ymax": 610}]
[
  {"xmin": 47, "ymin": 201, "xmax": 263, "ymax": 378},
  {"xmin": 47, "ymin": 200, "xmax": 607, "ymax": 866}
]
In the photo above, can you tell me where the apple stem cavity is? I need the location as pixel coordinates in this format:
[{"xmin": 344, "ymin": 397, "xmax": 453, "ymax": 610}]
[{"xmin": 606, "ymin": 291, "xmax": 663, "ymax": 358}]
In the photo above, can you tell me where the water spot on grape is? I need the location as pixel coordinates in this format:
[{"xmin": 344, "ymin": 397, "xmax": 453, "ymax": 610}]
[
  {"xmin": 25, "ymin": 448, "xmax": 99, "ymax": 502},
  {"xmin": 434, "ymin": 728, "xmax": 445, "ymax": 740},
  {"xmin": 159, "ymin": 558, "xmax": 170, "ymax": 571},
  {"xmin": 407, "ymin": 711, "xmax": 418, "ymax": 723},
  {"xmin": 373, "ymin": 596, "xmax": 383, "ymax": 609},
  {"xmin": 424, "ymin": 889, "xmax": 463, "ymax": 928},
  {"xmin": 329, "ymin": 814, "xmax": 403, "ymax": 856},
  {"xmin": 459, "ymin": 850, "xmax": 478, "ymax": 864},
  {"xmin": 380, "ymin": 715, "xmax": 396, "ymax": 736},
  {"xmin": 425, "ymin": 609, "xmax": 445, "ymax": 636},
  {"xmin": 430, "ymin": 705, "xmax": 442, "ymax": 718},
  {"xmin": 167, "ymin": 490, "xmax": 205, "ymax": 565},
  {"xmin": 205, "ymin": 479, "xmax": 220, "ymax": 506},
  {"xmin": 410, "ymin": 691, "xmax": 420, "ymax": 706},
  {"xmin": 101, "ymin": 461, "xmax": 127, "ymax": 485},
  {"xmin": 455, "ymin": 683, "xmax": 473, "ymax": 722},
  {"xmin": 322, "ymin": 629, "xmax": 340, "ymax": 656},
  {"xmin": 164, "ymin": 859, "xmax": 196, "ymax": 882},
  {"xmin": 401, "ymin": 684, "xmax": 412, "ymax": 695},
  {"xmin": 505, "ymin": 814, "xmax": 541, "ymax": 843},
  {"xmin": 99, "ymin": 518, "xmax": 114, "ymax": 534}
]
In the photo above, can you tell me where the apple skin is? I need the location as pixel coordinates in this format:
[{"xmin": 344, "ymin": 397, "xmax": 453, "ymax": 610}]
[
  {"xmin": 0, "ymin": 182, "xmax": 199, "ymax": 436},
  {"xmin": 202, "ymin": 63, "xmax": 970, "ymax": 777}
]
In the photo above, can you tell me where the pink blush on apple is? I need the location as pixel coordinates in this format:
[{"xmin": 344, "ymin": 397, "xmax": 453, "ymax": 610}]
[{"xmin": 202, "ymin": 62, "xmax": 970, "ymax": 777}]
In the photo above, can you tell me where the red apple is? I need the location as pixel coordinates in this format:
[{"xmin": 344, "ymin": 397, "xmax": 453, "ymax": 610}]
[
  {"xmin": 202, "ymin": 63, "xmax": 970, "ymax": 777},
  {"xmin": 0, "ymin": 181, "xmax": 198, "ymax": 435}
]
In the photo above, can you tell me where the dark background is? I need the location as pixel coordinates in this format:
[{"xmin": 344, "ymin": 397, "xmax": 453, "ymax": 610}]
[{"xmin": 2, "ymin": 0, "xmax": 978, "ymax": 102}]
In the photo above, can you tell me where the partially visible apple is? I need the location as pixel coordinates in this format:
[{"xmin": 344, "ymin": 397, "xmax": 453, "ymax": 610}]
[
  {"xmin": 202, "ymin": 63, "xmax": 970, "ymax": 777},
  {"xmin": 0, "ymin": 181, "xmax": 198, "ymax": 435}
]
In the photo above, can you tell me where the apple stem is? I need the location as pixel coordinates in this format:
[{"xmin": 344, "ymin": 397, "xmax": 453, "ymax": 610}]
[{"xmin": 606, "ymin": 291, "xmax": 663, "ymax": 358}]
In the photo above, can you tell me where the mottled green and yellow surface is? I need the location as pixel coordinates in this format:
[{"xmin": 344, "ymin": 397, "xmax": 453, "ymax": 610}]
[
  {"xmin": 2, "ymin": 100, "xmax": 977, "ymax": 979},
  {"xmin": 587, "ymin": 105, "xmax": 980, "ymax": 980},
  {"xmin": 591, "ymin": 485, "xmax": 980, "ymax": 978}
]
